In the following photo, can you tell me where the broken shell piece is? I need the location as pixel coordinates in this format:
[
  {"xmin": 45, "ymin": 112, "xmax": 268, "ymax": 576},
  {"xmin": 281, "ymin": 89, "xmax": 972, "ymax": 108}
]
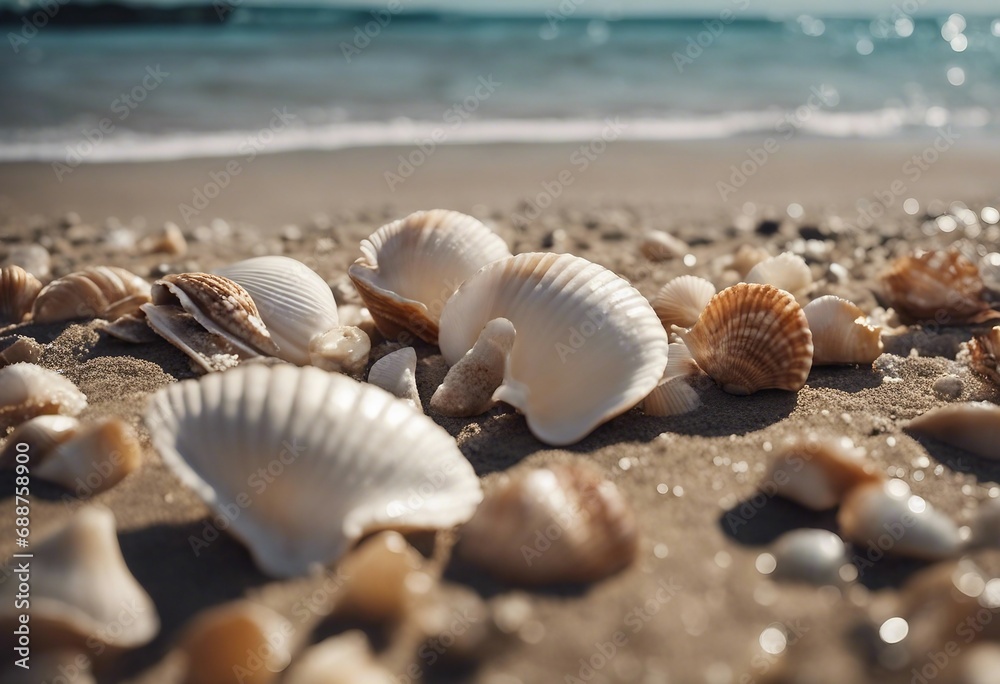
[
  {"xmin": 0, "ymin": 363, "xmax": 86, "ymax": 430},
  {"xmin": 142, "ymin": 304, "xmax": 241, "ymax": 373},
  {"xmin": 282, "ymin": 631, "xmax": 395, "ymax": 684},
  {"xmin": 308, "ymin": 325, "xmax": 370, "ymax": 376},
  {"xmin": 642, "ymin": 376, "xmax": 700, "ymax": 417},
  {"xmin": 348, "ymin": 209, "xmax": 512, "ymax": 343},
  {"xmin": 145, "ymin": 365, "xmax": 482, "ymax": 578},
  {"xmin": 0, "ymin": 506, "xmax": 159, "ymax": 651},
  {"xmin": 763, "ymin": 435, "xmax": 883, "ymax": 510},
  {"xmin": 2, "ymin": 243, "xmax": 51, "ymax": 280},
  {"xmin": 803, "ymin": 296, "xmax": 883, "ymax": 366},
  {"xmin": 0, "ymin": 336, "xmax": 43, "ymax": 367},
  {"xmin": 966, "ymin": 326, "xmax": 1000, "ymax": 386},
  {"xmin": 431, "ymin": 318, "xmax": 514, "ymax": 417},
  {"xmin": 457, "ymin": 462, "xmax": 638, "ymax": 586},
  {"xmin": 676, "ymin": 283, "xmax": 813, "ymax": 395},
  {"xmin": 439, "ymin": 253, "xmax": 669, "ymax": 445},
  {"xmin": 838, "ymin": 480, "xmax": 963, "ymax": 560},
  {"xmin": 31, "ymin": 266, "xmax": 151, "ymax": 324},
  {"xmin": 140, "ymin": 222, "xmax": 187, "ymax": 256},
  {"xmin": 335, "ymin": 531, "xmax": 432, "ymax": 622},
  {"xmin": 746, "ymin": 252, "xmax": 813, "ymax": 301},
  {"xmin": 651, "ymin": 275, "xmax": 716, "ymax": 330},
  {"xmin": 640, "ymin": 229, "xmax": 688, "ymax": 262},
  {"xmin": 100, "ymin": 311, "xmax": 160, "ymax": 344},
  {"xmin": 177, "ymin": 601, "xmax": 293, "ymax": 684},
  {"xmin": 368, "ymin": 347, "xmax": 421, "ymax": 411},
  {"xmin": 879, "ymin": 250, "xmax": 999, "ymax": 324},
  {"xmin": 906, "ymin": 402, "xmax": 1000, "ymax": 460},
  {"xmin": 769, "ymin": 529, "xmax": 850, "ymax": 586},
  {"xmin": 1, "ymin": 265, "xmax": 42, "ymax": 325}
]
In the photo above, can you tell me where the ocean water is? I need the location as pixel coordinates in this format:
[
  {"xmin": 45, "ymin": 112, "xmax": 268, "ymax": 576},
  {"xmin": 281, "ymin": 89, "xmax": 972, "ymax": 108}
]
[{"xmin": 1, "ymin": 10, "xmax": 998, "ymax": 162}]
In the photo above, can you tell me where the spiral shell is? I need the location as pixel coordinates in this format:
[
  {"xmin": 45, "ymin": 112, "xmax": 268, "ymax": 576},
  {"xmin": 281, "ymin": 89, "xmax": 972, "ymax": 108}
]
[
  {"xmin": 802, "ymin": 295, "xmax": 883, "ymax": 366},
  {"xmin": 0, "ymin": 363, "xmax": 87, "ymax": 430},
  {"xmin": 965, "ymin": 325, "xmax": 1000, "ymax": 386},
  {"xmin": 676, "ymin": 283, "xmax": 813, "ymax": 395},
  {"xmin": 879, "ymin": 250, "xmax": 999, "ymax": 324},
  {"xmin": 31, "ymin": 266, "xmax": 150, "ymax": 324},
  {"xmin": 906, "ymin": 402, "xmax": 1000, "ymax": 460},
  {"xmin": 650, "ymin": 275, "xmax": 716, "ymax": 330},
  {"xmin": 1, "ymin": 265, "xmax": 42, "ymax": 325}
]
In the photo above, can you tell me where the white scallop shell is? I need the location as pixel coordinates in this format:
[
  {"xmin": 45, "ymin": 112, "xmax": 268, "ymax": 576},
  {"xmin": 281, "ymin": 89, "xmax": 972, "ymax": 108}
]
[
  {"xmin": 145, "ymin": 364, "xmax": 482, "ymax": 578},
  {"xmin": 803, "ymin": 295, "xmax": 883, "ymax": 366},
  {"xmin": 650, "ymin": 275, "xmax": 716, "ymax": 330},
  {"xmin": 746, "ymin": 252, "xmax": 813, "ymax": 301},
  {"xmin": 906, "ymin": 402, "xmax": 1000, "ymax": 460},
  {"xmin": 438, "ymin": 253, "xmax": 669, "ymax": 445},
  {"xmin": 642, "ymin": 376, "xmax": 700, "ymax": 416},
  {"xmin": 368, "ymin": 347, "xmax": 421, "ymax": 411},
  {"xmin": 0, "ymin": 363, "xmax": 87, "ymax": 430}
]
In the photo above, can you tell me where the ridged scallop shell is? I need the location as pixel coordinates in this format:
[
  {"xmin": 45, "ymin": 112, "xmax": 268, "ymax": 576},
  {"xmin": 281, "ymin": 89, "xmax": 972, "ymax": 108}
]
[
  {"xmin": 642, "ymin": 376, "xmax": 700, "ymax": 416},
  {"xmin": 906, "ymin": 402, "xmax": 1000, "ymax": 460},
  {"xmin": 651, "ymin": 275, "xmax": 716, "ymax": 330},
  {"xmin": 439, "ymin": 253, "xmax": 669, "ymax": 445},
  {"xmin": 31, "ymin": 266, "xmax": 150, "ymax": 324},
  {"xmin": 1, "ymin": 265, "xmax": 42, "ymax": 325},
  {"xmin": 0, "ymin": 336, "xmax": 43, "ymax": 367},
  {"xmin": 746, "ymin": 252, "xmax": 813, "ymax": 301},
  {"xmin": 282, "ymin": 631, "xmax": 395, "ymax": 684},
  {"xmin": 348, "ymin": 209, "xmax": 512, "ymax": 343},
  {"xmin": 368, "ymin": 347, "xmax": 421, "ymax": 411},
  {"xmin": 763, "ymin": 435, "xmax": 883, "ymax": 510},
  {"xmin": 457, "ymin": 462, "xmax": 638, "ymax": 586},
  {"xmin": 676, "ymin": 283, "xmax": 813, "ymax": 395},
  {"xmin": 431, "ymin": 317, "xmax": 514, "ymax": 417},
  {"xmin": 640, "ymin": 229, "xmax": 688, "ymax": 262},
  {"xmin": 768, "ymin": 529, "xmax": 850, "ymax": 586},
  {"xmin": 145, "ymin": 364, "xmax": 482, "ymax": 578},
  {"xmin": 0, "ymin": 363, "xmax": 87, "ymax": 430},
  {"xmin": 966, "ymin": 325, "xmax": 1000, "ymax": 386},
  {"xmin": 802, "ymin": 295, "xmax": 883, "ymax": 366},
  {"xmin": 879, "ymin": 250, "xmax": 999, "ymax": 324}
]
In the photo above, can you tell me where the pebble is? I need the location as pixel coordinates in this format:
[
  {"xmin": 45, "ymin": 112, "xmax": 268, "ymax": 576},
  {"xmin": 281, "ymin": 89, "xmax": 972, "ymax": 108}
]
[{"xmin": 932, "ymin": 375, "xmax": 963, "ymax": 400}]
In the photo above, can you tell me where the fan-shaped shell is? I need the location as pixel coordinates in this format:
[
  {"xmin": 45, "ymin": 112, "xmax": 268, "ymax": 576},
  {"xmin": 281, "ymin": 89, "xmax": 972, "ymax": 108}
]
[
  {"xmin": 31, "ymin": 266, "xmax": 150, "ymax": 324},
  {"xmin": 803, "ymin": 295, "xmax": 883, "ymax": 366},
  {"xmin": 879, "ymin": 250, "xmax": 998, "ymax": 324},
  {"xmin": 746, "ymin": 252, "xmax": 813, "ymax": 301},
  {"xmin": 966, "ymin": 325, "xmax": 1000, "ymax": 386},
  {"xmin": 431, "ymin": 317, "xmax": 514, "ymax": 418},
  {"xmin": 457, "ymin": 462, "xmax": 638, "ymax": 586},
  {"xmin": 368, "ymin": 347, "xmax": 421, "ymax": 411},
  {"xmin": 677, "ymin": 283, "xmax": 813, "ymax": 395},
  {"xmin": 762, "ymin": 435, "xmax": 883, "ymax": 510},
  {"xmin": 642, "ymin": 376, "xmax": 700, "ymax": 416},
  {"xmin": 1, "ymin": 265, "xmax": 42, "ymax": 325},
  {"xmin": 145, "ymin": 364, "xmax": 482, "ymax": 578},
  {"xmin": 348, "ymin": 210, "xmax": 512, "ymax": 343},
  {"xmin": 906, "ymin": 402, "xmax": 1000, "ymax": 460},
  {"xmin": 439, "ymin": 253, "xmax": 669, "ymax": 445},
  {"xmin": 0, "ymin": 363, "xmax": 87, "ymax": 430},
  {"xmin": 651, "ymin": 275, "xmax": 716, "ymax": 330}
]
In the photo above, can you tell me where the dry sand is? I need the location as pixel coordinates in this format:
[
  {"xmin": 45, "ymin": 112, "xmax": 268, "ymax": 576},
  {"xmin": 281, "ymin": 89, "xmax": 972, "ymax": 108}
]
[{"xmin": 1, "ymin": 139, "xmax": 999, "ymax": 684}]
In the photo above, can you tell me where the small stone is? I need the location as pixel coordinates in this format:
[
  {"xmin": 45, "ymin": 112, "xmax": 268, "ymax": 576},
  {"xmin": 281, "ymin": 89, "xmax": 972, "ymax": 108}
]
[
  {"xmin": 756, "ymin": 219, "xmax": 781, "ymax": 236},
  {"xmin": 932, "ymin": 375, "xmax": 963, "ymax": 400}
]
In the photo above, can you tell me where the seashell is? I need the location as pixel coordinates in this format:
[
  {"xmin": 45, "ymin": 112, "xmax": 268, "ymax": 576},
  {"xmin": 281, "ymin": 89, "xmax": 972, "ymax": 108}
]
[
  {"xmin": 338, "ymin": 303, "xmax": 377, "ymax": 339},
  {"xmin": 768, "ymin": 529, "xmax": 850, "ymax": 586},
  {"xmin": 729, "ymin": 243, "xmax": 770, "ymax": 279},
  {"xmin": 965, "ymin": 325, "xmax": 1000, "ymax": 386},
  {"xmin": 675, "ymin": 283, "xmax": 813, "ymax": 395},
  {"xmin": 650, "ymin": 275, "xmax": 716, "ymax": 330},
  {"xmin": 307, "ymin": 325, "xmax": 370, "ymax": 376},
  {"xmin": 334, "ymin": 531, "xmax": 432, "ymax": 622},
  {"xmin": 746, "ymin": 252, "xmax": 813, "ymax": 301},
  {"xmin": 100, "ymin": 311, "xmax": 160, "ymax": 344},
  {"xmin": 1, "ymin": 265, "xmax": 42, "ymax": 325},
  {"xmin": 282, "ymin": 631, "xmax": 395, "ymax": 684},
  {"xmin": 31, "ymin": 266, "xmax": 151, "ymax": 324},
  {"xmin": 140, "ymin": 221, "xmax": 187, "ymax": 256},
  {"xmin": 879, "ymin": 250, "xmax": 1000, "ymax": 324},
  {"xmin": 177, "ymin": 601, "xmax": 294, "ymax": 684},
  {"xmin": 368, "ymin": 347, "xmax": 421, "ymax": 411},
  {"xmin": 457, "ymin": 462, "xmax": 638, "ymax": 586},
  {"xmin": 348, "ymin": 209, "xmax": 512, "ymax": 343},
  {"xmin": 662, "ymin": 340, "xmax": 701, "ymax": 379},
  {"xmin": 838, "ymin": 480, "xmax": 963, "ymax": 560},
  {"xmin": 0, "ymin": 363, "xmax": 87, "ymax": 430},
  {"xmin": 762, "ymin": 435, "xmax": 883, "ymax": 510},
  {"xmin": 802, "ymin": 295, "xmax": 883, "ymax": 366},
  {"xmin": 0, "ymin": 336, "xmax": 43, "ymax": 367},
  {"xmin": 431, "ymin": 317, "xmax": 514, "ymax": 418},
  {"xmin": 642, "ymin": 376, "xmax": 700, "ymax": 416},
  {"xmin": 439, "ymin": 253, "xmax": 668, "ymax": 445},
  {"xmin": 0, "ymin": 650, "xmax": 95, "ymax": 684},
  {"xmin": 142, "ymin": 304, "xmax": 241, "ymax": 372},
  {"xmin": 145, "ymin": 364, "xmax": 482, "ymax": 577},
  {"xmin": 0, "ymin": 415, "xmax": 80, "ymax": 462},
  {"xmin": 2, "ymin": 243, "xmax": 51, "ymax": 279},
  {"xmin": 0, "ymin": 506, "xmax": 159, "ymax": 651},
  {"xmin": 640, "ymin": 229, "xmax": 688, "ymax": 262},
  {"xmin": 906, "ymin": 402, "xmax": 1000, "ymax": 460}
]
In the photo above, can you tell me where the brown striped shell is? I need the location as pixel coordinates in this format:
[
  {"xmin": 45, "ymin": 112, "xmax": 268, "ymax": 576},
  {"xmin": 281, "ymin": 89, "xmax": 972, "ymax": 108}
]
[
  {"xmin": 879, "ymin": 250, "xmax": 999, "ymax": 325},
  {"xmin": 676, "ymin": 283, "xmax": 813, "ymax": 395},
  {"xmin": 966, "ymin": 325, "xmax": 1000, "ymax": 386},
  {"xmin": 31, "ymin": 266, "xmax": 151, "ymax": 324},
  {"xmin": 0, "ymin": 265, "xmax": 43, "ymax": 325}
]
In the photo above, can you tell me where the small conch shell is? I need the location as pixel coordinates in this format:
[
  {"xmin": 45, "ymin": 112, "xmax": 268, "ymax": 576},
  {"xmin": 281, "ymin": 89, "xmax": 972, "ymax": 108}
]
[
  {"xmin": 31, "ymin": 266, "xmax": 151, "ymax": 323},
  {"xmin": 0, "ymin": 506, "xmax": 159, "ymax": 651},
  {"xmin": 0, "ymin": 337, "xmax": 43, "ymax": 367},
  {"xmin": 640, "ymin": 229, "xmax": 688, "ymax": 262},
  {"xmin": 282, "ymin": 631, "xmax": 395, "ymax": 684},
  {"xmin": 1, "ymin": 265, "xmax": 42, "ymax": 325},
  {"xmin": 838, "ymin": 480, "xmax": 963, "ymax": 560},
  {"xmin": 439, "ymin": 253, "xmax": 669, "ymax": 445},
  {"xmin": 457, "ymin": 462, "xmax": 638, "ymax": 586},
  {"xmin": 906, "ymin": 402, "xmax": 1000, "ymax": 460},
  {"xmin": 965, "ymin": 325, "xmax": 1000, "ymax": 386},
  {"xmin": 762, "ymin": 435, "xmax": 883, "ymax": 510},
  {"xmin": 431, "ymin": 317, "xmax": 514, "ymax": 417},
  {"xmin": 368, "ymin": 347, "xmax": 421, "ymax": 411},
  {"xmin": 348, "ymin": 209, "xmax": 512, "ymax": 343},
  {"xmin": 0, "ymin": 363, "xmax": 87, "ymax": 430},
  {"xmin": 802, "ymin": 295, "xmax": 883, "ymax": 365},
  {"xmin": 334, "ymin": 531, "xmax": 432, "ymax": 622},
  {"xmin": 746, "ymin": 252, "xmax": 813, "ymax": 301},
  {"xmin": 768, "ymin": 529, "xmax": 850, "ymax": 586},
  {"xmin": 676, "ymin": 283, "xmax": 813, "ymax": 395},
  {"xmin": 879, "ymin": 249, "xmax": 999, "ymax": 324},
  {"xmin": 650, "ymin": 275, "xmax": 716, "ymax": 330},
  {"xmin": 177, "ymin": 601, "xmax": 294, "ymax": 684}
]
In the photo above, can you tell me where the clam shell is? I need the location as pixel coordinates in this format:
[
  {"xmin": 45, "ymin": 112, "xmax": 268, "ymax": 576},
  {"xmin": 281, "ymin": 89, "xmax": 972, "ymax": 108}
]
[
  {"xmin": 145, "ymin": 364, "xmax": 482, "ymax": 578},
  {"xmin": 0, "ymin": 363, "xmax": 87, "ymax": 430},
  {"xmin": 31, "ymin": 266, "xmax": 150, "ymax": 324},
  {"xmin": 0, "ymin": 415, "xmax": 80, "ymax": 464},
  {"xmin": 34, "ymin": 418, "xmax": 141, "ymax": 496},
  {"xmin": 640, "ymin": 229, "xmax": 688, "ymax": 262},
  {"xmin": 879, "ymin": 250, "xmax": 999, "ymax": 324},
  {"xmin": 763, "ymin": 435, "xmax": 883, "ymax": 510},
  {"xmin": 676, "ymin": 283, "xmax": 813, "ymax": 395},
  {"xmin": 746, "ymin": 252, "xmax": 813, "ymax": 301},
  {"xmin": 368, "ymin": 347, "xmax": 421, "ymax": 411},
  {"xmin": 439, "ymin": 253, "xmax": 669, "ymax": 445},
  {"xmin": 651, "ymin": 275, "xmax": 716, "ymax": 330},
  {"xmin": 906, "ymin": 402, "xmax": 1000, "ymax": 460},
  {"xmin": 769, "ymin": 529, "xmax": 850, "ymax": 586},
  {"xmin": 100, "ymin": 311, "xmax": 160, "ymax": 344},
  {"xmin": 0, "ymin": 336, "xmax": 43, "ymax": 367},
  {"xmin": 348, "ymin": 209, "xmax": 512, "ymax": 343},
  {"xmin": 141, "ymin": 304, "xmax": 243, "ymax": 373},
  {"xmin": 966, "ymin": 325, "xmax": 1000, "ymax": 386},
  {"xmin": 1, "ymin": 265, "xmax": 42, "ymax": 325},
  {"xmin": 430, "ymin": 317, "xmax": 514, "ymax": 418},
  {"xmin": 838, "ymin": 480, "xmax": 963, "ymax": 560},
  {"xmin": 642, "ymin": 376, "xmax": 700, "ymax": 416},
  {"xmin": 457, "ymin": 462, "xmax": 638, "ymax": 586},
  {"xmin": 282, "ymin": 631, "xmax": 395, "ymax": 684},
  {"xmin": 802, "ymin": 295, "xmax": 883, "ymax": 366},
  {"xmin": 334, "ymin": 531, "xmax": 432, "ymax": 622}
]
